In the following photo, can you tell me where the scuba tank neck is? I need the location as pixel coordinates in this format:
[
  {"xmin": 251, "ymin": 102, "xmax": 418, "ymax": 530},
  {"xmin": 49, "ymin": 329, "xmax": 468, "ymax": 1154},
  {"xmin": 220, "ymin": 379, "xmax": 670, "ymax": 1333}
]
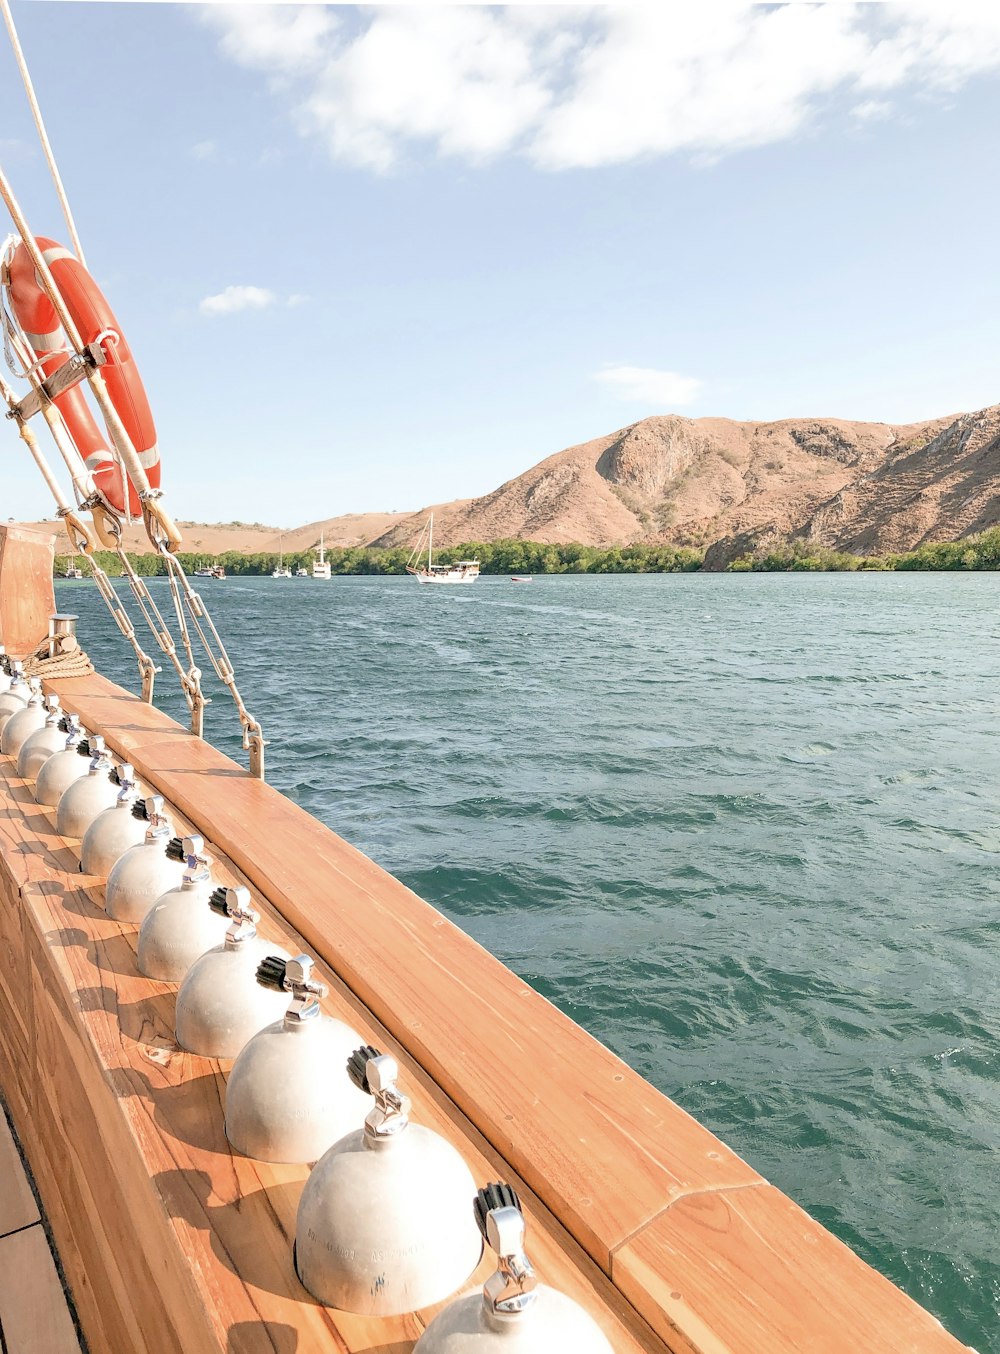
[
  {"xmin": 131, "ymin": 793, "xmax": 171, "ymax": 842},
  {"xmin": 208, "ymin": 884, "xmax": 260, "ymax": 946},
  {"xmin": 87, "ymin": 735, "xmax": 112, "ymax": 773},
  {"xmin": 348, "ymin": 1046, "xmax": 411, "ymax": 1144},
  {"xmin": 256, "ymin": 953, "xmax": 327, "ymax": 1026},
  {"xmin": 476, "ymin": 1185, "xmax": 538, "ymax": 1321},
  {"xmin": 111, "ymin": 761, "xmax": 139, "ymax": 803},
  {"xmin": 175, "ymin": 833, "xmax": 211, "ymax": 887}
]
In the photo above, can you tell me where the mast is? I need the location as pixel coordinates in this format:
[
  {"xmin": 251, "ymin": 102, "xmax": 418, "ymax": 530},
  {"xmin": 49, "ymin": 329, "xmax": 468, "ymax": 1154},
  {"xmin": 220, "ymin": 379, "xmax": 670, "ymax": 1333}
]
[{"xmin": 428, "ymin": 514, "xmax": 433, "ymax": 572}]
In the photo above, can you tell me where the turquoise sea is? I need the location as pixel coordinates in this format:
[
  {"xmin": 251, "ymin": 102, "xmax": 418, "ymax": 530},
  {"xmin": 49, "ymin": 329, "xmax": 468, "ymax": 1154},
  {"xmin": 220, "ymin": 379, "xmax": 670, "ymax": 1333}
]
[{"xmin": 59, "ymin": 571, "xmax": 999, "ymax": 1350}]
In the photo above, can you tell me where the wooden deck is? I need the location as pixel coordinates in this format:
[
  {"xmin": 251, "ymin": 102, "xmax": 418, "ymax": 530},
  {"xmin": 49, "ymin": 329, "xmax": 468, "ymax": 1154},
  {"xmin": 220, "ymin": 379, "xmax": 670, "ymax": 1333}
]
[
  {"xmin": 0, "ymin": 668, "xmax": 974, "ymax": 1354},
  {"xmin": 0, "ymin": 1104, "xmax": 81, "ymax": 1354}
]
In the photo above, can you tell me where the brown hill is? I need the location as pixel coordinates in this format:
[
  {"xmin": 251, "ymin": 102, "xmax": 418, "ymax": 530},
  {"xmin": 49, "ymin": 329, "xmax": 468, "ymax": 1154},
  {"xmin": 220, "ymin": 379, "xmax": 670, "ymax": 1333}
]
[
  {"xmin": 26, "ymin": 405, "xmax": 1000, "ymax": 560},
  {"xmin": 369, "ymin": 406, "xmax": 1000, "ymax": 560}
]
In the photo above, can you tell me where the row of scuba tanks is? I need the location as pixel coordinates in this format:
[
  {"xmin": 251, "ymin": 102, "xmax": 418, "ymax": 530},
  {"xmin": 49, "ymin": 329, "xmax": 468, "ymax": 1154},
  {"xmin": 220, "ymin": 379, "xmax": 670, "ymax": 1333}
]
[{"xmin": 0, "ymin": 651, "xmax": 614, "ymax": 1353}]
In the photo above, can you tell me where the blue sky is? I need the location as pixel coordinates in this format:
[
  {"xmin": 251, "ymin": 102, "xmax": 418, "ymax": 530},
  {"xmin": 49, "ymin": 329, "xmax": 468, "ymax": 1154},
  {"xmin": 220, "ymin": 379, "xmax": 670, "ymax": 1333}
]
[{"xmin": 3, "ymin": 2, "xmax": 1000, "ymax": 527}]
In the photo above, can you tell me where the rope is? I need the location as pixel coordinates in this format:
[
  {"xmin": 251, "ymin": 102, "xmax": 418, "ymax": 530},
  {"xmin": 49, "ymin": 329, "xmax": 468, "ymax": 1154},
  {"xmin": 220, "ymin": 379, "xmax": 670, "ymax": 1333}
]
[
  {"xmin": 0, "ymin": 0, "xmax": 87, "ymax": 267},
  {"xmin": 23, "ymin": 640, "xmax": 95, "ymax": 680}
]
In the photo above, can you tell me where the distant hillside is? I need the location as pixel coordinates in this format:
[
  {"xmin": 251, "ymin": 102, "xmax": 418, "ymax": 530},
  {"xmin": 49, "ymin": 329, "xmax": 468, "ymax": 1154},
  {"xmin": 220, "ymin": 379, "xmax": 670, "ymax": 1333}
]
[
  {"xmin": 370, "ymin": 407, "xmax": 1000, "ymax": 560},
  {"xmin": 22, "ymin": 404, "xmax": 1000, "ymax": 560}
]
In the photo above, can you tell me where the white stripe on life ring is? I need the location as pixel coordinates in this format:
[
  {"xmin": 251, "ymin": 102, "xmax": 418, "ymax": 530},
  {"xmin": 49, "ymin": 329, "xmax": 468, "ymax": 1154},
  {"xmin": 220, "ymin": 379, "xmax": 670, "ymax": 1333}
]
[
  {"xmin": 137, "ymin": 445, "xmax": 159, "ymax": 468},
  {"xmin": 41, "ymin": 246, "xmax": 77, "ymax": 266},
  {"xmin": 22, "ymin": 328, "xmax": 63, "ymax": 352},
  {"xmin": 84, "ymin": 450, "xmax": 116, "ymax": 471}
]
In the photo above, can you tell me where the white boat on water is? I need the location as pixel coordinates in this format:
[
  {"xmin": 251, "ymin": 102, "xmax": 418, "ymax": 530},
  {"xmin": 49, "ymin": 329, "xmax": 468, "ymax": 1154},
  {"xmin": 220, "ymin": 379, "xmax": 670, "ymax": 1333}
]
[
  {"xmin": 406, "ymin": 513, "xmax": 479, "ymax": 585},
  {"xmin": 312, "ymin": 532, "xmax": 331, "ymax": 580},
  {"xmin": 272, "ymin": 538, "xmax": 292, "ymax": 578},
  {"xmin": 62, "ymin": 557, "xmax": 83, "ymax": 579},
  {"xmin": 511, "ymin": 575, "xmax": 532, "ymax": 584}
]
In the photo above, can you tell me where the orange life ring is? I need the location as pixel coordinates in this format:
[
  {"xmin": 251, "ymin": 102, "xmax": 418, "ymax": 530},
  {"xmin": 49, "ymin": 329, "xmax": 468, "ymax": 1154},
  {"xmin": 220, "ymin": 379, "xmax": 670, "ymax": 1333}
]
[{"xmin": 7, "ymin": 236, "xmax": 159, "ymax": 515}]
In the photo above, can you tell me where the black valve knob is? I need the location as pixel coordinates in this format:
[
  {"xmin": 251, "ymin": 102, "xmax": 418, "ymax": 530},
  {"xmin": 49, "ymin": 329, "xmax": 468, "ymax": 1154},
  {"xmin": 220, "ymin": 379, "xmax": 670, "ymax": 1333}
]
[
  {"xmin": 474, "ymin": 1183, "xmax": 522, "ymax": 1241},
  {"xmin": 347, "ymin": 1044, "xmax": 382, "ymax": 1093},
  {"xmin": 256, "ymin": 955, "xmax": 288, "ymax": 991},
  {"xmin": 76, "ymin": 739, "xmax": 90, "ymax": 757},
  {"xmin": 164, "ymin": 836, "xmax": 186, "ymax": 862},
  {"xmin": 131, "ymin": 799, "xmax": 149, "ymax": 820},
  {"xmin": 208, "ymin": 885, "xmax": 229, "ymax": 916}
]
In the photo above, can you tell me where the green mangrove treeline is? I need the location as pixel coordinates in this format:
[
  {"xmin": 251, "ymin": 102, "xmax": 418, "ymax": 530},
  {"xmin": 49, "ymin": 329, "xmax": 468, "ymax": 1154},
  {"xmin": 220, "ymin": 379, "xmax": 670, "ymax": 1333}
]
[{"xmin": 52, "ymin": 526, "xmax": 1000, "ymax": 578}]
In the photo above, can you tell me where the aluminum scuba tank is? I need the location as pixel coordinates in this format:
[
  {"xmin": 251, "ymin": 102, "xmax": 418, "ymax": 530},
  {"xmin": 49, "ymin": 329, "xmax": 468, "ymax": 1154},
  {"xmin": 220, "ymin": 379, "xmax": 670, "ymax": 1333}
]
[
  {"xmin": 136, "ymin": 836, "xmax": 230, "ymax": 982},
  {"xmin": 224, "ymin": 955, "xmax": 369, "ymax": 1164},
  {"xmin": 80, "ymin": 764, "xmax": 147, "ymax": 876},
  {"xmin": 294, "ymin": 1047, "xmax": 482, "ymax": 1315},
  {"xmin": 104, "ymin": 796, "xmax": 183, "ymax": 922},
  {"xmin": 56, "ymin": 735, "xmax": 118, "ymax": 838},
  {"xmin": 0, "ymin": 662, "xmax": 30, "ymax": 730},
  {"xmin": 174, "ymin": 887, "xmax": 291, "ymax": 1058},
  {"xmin": 0, "ymin": 648, "xmax": 10, "ymax": 695},
  {"xmin": 35, "ymin": 715, "xmax": 88, "ymax": 805},
  {"xmin": 413, "ymin": 1184, "xmax": 614, "ymax": 1354},
  {"xmin": 1, "ymin": 677, "xmax": 46, "ymax": 756},
  {"xmin": 15, "ymin": 695, "xmax": 65, "ymax": 779}
]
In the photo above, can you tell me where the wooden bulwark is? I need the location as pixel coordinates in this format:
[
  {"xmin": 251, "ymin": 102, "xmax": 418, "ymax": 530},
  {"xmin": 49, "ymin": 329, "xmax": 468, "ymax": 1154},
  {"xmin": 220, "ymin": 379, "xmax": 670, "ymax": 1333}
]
[{"xmin": 0, "ymin": 668, "xmax": 964, "ymax": 1354}]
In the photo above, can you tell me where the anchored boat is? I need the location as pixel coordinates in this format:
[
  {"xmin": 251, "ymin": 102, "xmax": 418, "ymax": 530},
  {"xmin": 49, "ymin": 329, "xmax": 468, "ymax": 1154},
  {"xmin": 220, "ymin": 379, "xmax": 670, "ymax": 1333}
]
[
  {"xmin": 406, "ymin": 513, "xmax": 480, "ymax": 584},
  {"xmin": 0, "ymin": 6, "xmax": 974, "ymax": 1353}
]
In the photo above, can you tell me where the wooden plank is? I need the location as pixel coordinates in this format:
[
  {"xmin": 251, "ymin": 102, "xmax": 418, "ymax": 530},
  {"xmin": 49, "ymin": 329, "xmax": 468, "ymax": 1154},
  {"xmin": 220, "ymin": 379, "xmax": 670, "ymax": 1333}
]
[
  {"xmin": 0, "ymin": 1223, "xmax": 81, "ymax": 1354},
  {"xmin": 49, "ymin": 673, "xmax": 762, "ymax": 1274},
  {"xmin": 612, "ymin": 1187, "xmax": 972, "ymax": 1354},
  {"xmin": 0, "ymin": 749, "xmax": 662, "ymax": 1354},
  {"xmin": 0, "ymin": 1110, "xmax": 39, "ymax": 1237},
  {"xmin": 0, "ymin": 524, "xmax": 56, "ymax": 659}
]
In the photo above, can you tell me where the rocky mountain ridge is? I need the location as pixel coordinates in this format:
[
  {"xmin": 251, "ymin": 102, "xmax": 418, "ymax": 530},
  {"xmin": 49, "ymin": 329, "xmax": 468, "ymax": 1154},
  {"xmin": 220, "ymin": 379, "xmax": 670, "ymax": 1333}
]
[{"xmin": 31, "ymin": 404, "xmax": 1000, "ymax": 560}]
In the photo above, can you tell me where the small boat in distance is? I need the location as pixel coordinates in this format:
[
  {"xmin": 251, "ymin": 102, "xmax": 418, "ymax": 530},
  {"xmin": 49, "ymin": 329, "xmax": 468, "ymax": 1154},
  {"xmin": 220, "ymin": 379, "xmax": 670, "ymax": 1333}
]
[
  {"xmin": 272, "ymin": 537, "xmax": 292, "ymax": 578},
  {"xmin": 62, "ymin": 556, "xmax": 83, "ymax": 579},
  {"xmin": 510, "ymin": 575, "xmax": 532, "ymax": 584},
  {"xmin": 406, "ymin": 513, "xmax": 479, "ymax": 585},
  {"xmin": 312, "ymin": 532, "xmax": 331, "ymax": 580},
  {"xmin": 194, "ymin": 564, "xmax": 225, "ymax": 579},
  {"xmin": 294, "ymin": 566, "xmax": 308, "ymax": 577}
]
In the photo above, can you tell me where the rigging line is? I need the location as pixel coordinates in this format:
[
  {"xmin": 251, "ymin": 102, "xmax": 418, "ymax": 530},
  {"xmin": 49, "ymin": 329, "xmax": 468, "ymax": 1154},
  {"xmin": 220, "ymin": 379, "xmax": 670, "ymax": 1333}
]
[
  {"xmin": 0, "ymin": 369, "xmax": 159, "ymax": 699},
  {"xmin": 1, "ymin": 0, "xmax": 87, "ymax": 267},
  {"xmin": 151, "ymin": 543, "xmax": 265, "ymax": 771}
]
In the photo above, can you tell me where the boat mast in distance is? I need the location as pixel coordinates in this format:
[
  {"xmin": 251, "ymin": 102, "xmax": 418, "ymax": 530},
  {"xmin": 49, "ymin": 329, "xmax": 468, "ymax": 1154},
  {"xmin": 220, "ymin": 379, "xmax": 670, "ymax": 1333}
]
[{"xmin": 405, "ymin": 513, "xmax": 480, "ymax": 585}]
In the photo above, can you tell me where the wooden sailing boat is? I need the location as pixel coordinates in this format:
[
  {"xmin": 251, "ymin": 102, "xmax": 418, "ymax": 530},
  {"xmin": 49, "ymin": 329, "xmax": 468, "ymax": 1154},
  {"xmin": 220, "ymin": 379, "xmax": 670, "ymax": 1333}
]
[
  {"xmin": 405, "ymin": 513, "xmax": 480, "ymax": 584},
  {"xmin": 0, "ymin": 8, "xmax": 973, "ymax": 1352}
]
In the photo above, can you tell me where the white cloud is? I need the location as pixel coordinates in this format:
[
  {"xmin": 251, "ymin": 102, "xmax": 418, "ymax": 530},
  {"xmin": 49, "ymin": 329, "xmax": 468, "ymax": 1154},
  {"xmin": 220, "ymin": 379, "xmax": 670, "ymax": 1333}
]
[
  {"xmin": 200, "ymin": 4, "xmax": 1000, "ymax": 173},
  {"xmin": 199, "ymin": 285, "xmax": 276, "ymax": 317},
  {"xmin": 191, "ymin": 139, "xmax": 218, "ymax": 161},
  {"xmin": 594, "ymin": 366, "xmax": 703, "ymax": 408},
  {"xmin": 286, "ymin": 293, "xmax": 310, "ymax": 308}
]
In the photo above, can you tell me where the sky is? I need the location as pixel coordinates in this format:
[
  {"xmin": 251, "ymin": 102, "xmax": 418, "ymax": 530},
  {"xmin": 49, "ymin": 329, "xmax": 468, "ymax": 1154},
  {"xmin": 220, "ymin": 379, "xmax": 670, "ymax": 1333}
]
[{"xmin": 2, "ymin": 1, "xmax": 1000, "ymax": 527}]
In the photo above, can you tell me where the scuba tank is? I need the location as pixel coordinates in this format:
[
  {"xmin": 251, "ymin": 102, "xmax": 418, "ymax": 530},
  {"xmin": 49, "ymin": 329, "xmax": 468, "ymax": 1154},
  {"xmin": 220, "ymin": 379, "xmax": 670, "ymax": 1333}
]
[
  {"xmin": 136, "ymin": 836, "xmax": 229, "ymax": 982},
  {"xmin": 1, "ymin": 677, "xmax": 46, "ymax": 756},
  {"xmin": 413, "ymin": 1184, "xmax": 614, "ymax": 1353},
  {"xmin": 34, "ymin": 715, "xmax": 88, "ymax": 805},
  {"xmin": 56, "ymin": 735, "xmax": 118, "ymax": 839},
  {"xmin": 174, "ymin": 887, "xmax": 290, "ymax": 1059},
  {"xmin": 225, "ymin": 954, "xmax": 369, "ymax": 1164},
  {"xmin": 104, "ymin": 796, "xmax": 183, "ymax": 923},
  {"xmin": 0, "ymin": 661, "xmax": 30, "ymax": 730},
  {"xmin": 80, "ymin": 764, "xmax": 146, "ymax": 877},
  {"xmin": 294, "ymin": 1046, "xmax": 482, "ymax": 1315},
  {"xmin": 15, "ymin": 695, "xmax": 65, "ymax": 780}
]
